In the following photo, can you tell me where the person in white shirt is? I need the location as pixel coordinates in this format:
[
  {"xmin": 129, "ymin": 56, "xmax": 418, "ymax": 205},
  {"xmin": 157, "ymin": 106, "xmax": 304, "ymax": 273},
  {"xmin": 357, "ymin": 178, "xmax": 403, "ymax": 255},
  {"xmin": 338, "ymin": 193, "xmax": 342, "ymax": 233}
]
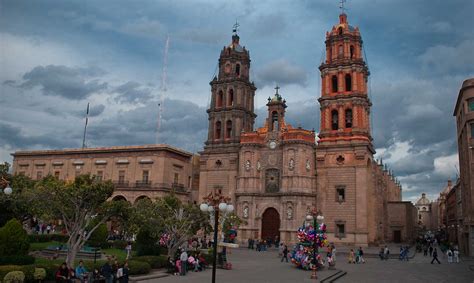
[
  {"xmin": 453, "ymin": 248, "xmax": 460, "ymax": 263},
  {"xmin": 447, "ymin": 249, "xmax": 453, "ymax": 263},
  {"xmin": 180, "ymin": 250, "xmax": 188, "ymax": 276}
]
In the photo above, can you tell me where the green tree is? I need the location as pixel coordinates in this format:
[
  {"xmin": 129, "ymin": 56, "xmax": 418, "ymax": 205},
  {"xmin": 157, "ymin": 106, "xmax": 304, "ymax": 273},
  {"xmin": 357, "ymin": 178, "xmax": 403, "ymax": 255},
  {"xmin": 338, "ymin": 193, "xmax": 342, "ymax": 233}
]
[
  {"xmin": 0, "ymin": 218, "xmax": 30, "ymax": 256},
  {"xmin": 87, "ymin": 223, "xmax": 108, "ymax": 248},
  {"xmin": 132, "ymin": 195, "xmax": 210, "ymax": 259},
  {"xmin": 26, "ymin": 174, "xmax": 129, "ymax": 266}
]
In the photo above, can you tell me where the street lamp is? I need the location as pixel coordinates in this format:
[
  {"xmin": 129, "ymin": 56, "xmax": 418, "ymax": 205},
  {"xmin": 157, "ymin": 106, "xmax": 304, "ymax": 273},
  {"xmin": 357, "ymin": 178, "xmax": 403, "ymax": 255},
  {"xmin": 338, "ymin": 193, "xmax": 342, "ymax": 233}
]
[
  {"xmin": 306, "ymin": 209, "xmax": 324, "ymax": 280},
  {"xmin": 1, "ymin": 176, "xmax": 13, "ymax": 195},
  {"xmin": 200, "ymin": 191, "xmax": 233, "ymax": 283}
]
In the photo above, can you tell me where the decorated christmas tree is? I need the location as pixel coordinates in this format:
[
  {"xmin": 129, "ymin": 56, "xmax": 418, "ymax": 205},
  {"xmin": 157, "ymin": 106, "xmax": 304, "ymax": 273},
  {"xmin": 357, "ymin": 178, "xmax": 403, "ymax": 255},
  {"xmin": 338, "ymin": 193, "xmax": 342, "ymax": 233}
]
[{"xmin": 290, "ymin": 221, "xmax": 328, "ymax": 270}]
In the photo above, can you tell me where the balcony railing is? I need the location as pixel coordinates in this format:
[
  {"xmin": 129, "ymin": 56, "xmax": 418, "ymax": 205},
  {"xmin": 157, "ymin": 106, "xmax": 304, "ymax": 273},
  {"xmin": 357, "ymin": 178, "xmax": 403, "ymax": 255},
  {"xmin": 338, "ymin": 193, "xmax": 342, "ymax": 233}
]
[
  {"xmin": 113, "ymin": 181, "xmax": 129, "ymax": 188},
  {"xmin": 135, "ymin": 181, "xmax": 152, "ymax": 188},
  {"xmin": 172, "ymin": 183, "xmax": 186, "ymax": 192},
  {"xmin": 112, "ymin": 181, "xmax": 188, "ymax": 193}
]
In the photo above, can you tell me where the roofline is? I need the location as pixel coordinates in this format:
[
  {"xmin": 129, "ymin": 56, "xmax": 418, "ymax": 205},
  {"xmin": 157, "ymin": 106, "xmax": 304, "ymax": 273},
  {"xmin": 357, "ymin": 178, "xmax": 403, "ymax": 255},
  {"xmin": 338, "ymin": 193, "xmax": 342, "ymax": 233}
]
[
  {"xmin": 453, "ymin": 78, "xmax": 474, "ymax": 116},
  {"xmin": 11, "ymin": 144, "xmax": 194, "ymax": 158}
]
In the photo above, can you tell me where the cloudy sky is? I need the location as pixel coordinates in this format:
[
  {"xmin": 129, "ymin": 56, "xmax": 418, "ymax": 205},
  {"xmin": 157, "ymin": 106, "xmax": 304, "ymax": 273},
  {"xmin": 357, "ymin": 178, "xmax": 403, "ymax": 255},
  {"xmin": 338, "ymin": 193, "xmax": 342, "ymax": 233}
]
[{"xmin": 1, "ymin": 0, "xmax": 473, "ymax": 202}]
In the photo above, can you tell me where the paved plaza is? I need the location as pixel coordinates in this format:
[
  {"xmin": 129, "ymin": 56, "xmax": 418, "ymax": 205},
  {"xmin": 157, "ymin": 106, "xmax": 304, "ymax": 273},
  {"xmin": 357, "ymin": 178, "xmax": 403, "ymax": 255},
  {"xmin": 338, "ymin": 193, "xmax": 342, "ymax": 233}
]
[{"xmin": 143, "ymin": 248, "xmax": 474, "ymax": 283}]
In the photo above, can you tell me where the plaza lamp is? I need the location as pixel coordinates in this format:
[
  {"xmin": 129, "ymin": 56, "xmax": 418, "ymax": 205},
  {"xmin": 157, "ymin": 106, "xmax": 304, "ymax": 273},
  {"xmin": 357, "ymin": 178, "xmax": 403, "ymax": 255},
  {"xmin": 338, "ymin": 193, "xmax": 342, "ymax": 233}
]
[
  {"xmin": 200, "ymin": 191, "xmax": 234, "ymax": 283},
  {"xmin": 1, "ymin": 176, "xmax": 13, "ymax": 195},
  {"xmin": 306, "ymin": 209, "xmax": 324, "ymax": 280}
]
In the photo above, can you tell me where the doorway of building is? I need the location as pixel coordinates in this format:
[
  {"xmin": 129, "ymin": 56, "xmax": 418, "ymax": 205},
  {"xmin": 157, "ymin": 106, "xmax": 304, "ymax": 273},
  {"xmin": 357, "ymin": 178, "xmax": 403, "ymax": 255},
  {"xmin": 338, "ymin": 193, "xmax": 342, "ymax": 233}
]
[
  {"xmin": 261, "ymin": 208, "xmax": 280, "ymax": 242},
  {"xmin": 393, "ymin": 230, "xmax": 401, "ymax": 243}
]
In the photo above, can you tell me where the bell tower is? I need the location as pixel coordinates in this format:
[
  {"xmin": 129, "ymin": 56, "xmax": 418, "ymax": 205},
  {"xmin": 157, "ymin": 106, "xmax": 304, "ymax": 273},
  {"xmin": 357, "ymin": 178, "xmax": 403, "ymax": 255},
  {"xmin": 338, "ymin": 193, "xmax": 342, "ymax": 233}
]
[
  {"xmin": 266, "ymin": 86, "xmax": 287, "ymax": 132},
  {"xmin": 205, "ymin": 24, "xmax": 257, "ymax": 150},
  {"xmin": 318, "ymin": 12, "xmax": 373, "ymax": 153}
]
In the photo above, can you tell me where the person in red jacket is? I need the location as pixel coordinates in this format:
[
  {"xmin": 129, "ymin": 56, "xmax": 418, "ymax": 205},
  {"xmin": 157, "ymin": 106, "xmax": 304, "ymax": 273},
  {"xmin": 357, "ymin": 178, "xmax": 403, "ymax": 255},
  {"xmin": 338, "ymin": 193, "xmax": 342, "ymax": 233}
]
[{"xmin": 55, "ymin": 262, "xmax": 71, "ymax": 283}]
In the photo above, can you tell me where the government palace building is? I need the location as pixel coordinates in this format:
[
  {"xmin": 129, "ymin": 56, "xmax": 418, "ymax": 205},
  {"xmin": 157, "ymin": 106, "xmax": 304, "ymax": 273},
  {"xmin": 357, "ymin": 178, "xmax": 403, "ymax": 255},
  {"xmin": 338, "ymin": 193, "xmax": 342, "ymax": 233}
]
[{"xmin": 12, "ymin": 13, "xmax": 414, "ymax": 246}]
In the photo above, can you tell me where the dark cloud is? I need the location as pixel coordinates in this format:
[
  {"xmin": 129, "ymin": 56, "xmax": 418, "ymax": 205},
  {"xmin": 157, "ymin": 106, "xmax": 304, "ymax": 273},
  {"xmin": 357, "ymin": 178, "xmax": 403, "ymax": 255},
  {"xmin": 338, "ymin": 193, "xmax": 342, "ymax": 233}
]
[
  {"xmin": 113, "ymin": 81, "xmax": 154, "ymax": 104},
  {"xmin": 70, "ymin": 104, "xmax": 105, "ymax": 118},
  {"xmin": 18, "ymin": 65, "xmax": 107, "ymax": 100},
  {"xmin": 0, "ymin": 122, "xmax": 74, "ymax": 149},
  {"xmin": 256, "ymin": 59, "xmax": 308, "ymax": 88}
]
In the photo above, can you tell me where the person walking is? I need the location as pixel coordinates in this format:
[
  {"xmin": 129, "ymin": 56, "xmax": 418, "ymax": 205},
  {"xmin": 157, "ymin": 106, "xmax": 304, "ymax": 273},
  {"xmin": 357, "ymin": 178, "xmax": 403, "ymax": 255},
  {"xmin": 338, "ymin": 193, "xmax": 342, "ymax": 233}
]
[
  {"xmin": 348, "ymin": 249, "xmax": 355, "ymax": 264},
  {"xmin": 447, "ymin": 248, "xmax": 453, "ymax": 263},
  {"xmin": 384, "ymin": 246, "xmax": 390, "ymax": 260},
  {"xmin": 101, "ymin": 259, "xmax": 113, "ymax": 283},
  {"xmin": 358, "ymin": 247, "xmax": 366, "ymax": 263},
  {"xmin": 180, "ymin": 249, "xmax": 188, "ymax": 276},
  {"xmin": 125, "ymin": 242, "xmax": 132, "ymax": 260},
  {"xmin": 431, "ymin": 248, "xmax": 441, "ymax": 264},
  {"xmin": 281, "ymin": 245, "xmax": 289, "ymax": 262},
  {"xmin": 278, "ymin": 243, "xmax": 284, "ymax": 257},
  {"xmin": 423, "ymin": 245, "xmax": 428, "ymax": 256},
  {"xmin": 453, "ymin": 248, "xmax": 460, "ymax": 263},
  {"xmin": 429, "ymin": 245, "xmax": 433, "ymax": 257}
]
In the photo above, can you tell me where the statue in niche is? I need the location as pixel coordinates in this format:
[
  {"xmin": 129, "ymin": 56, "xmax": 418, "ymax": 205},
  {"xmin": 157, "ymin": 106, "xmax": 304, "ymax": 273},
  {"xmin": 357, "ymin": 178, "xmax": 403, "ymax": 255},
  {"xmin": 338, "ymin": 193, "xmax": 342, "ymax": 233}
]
[
  {"xmin": 256, "ymin": 161, "xmax": 261, "ymax": 171},
  {"xmin": 243, "ymin": 206, "xmax": 249, "ymax": 218},
  {"xmin": 289, "ymin": 158, "xmax": 295, "ymax": 170},
  {"xmin": 245, "ymin": 160, "xmax": 251, "ymax": 171},
  {"xmin": 306, "ymin": 160, "xmax": 311, "ymax": 171},
  {"xmin": 287, "ymin": 207, "xmax": 293, "ymax": 220}
]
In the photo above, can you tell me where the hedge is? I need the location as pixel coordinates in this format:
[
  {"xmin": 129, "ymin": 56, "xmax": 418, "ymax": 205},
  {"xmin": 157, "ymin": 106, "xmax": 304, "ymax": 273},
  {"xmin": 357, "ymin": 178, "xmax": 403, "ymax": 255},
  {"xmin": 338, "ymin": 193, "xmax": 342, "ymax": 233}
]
[
  {"xmin": 27, "ymin": 234, "xmax": 68, "ymax": 243},
  {"xmin": 133, "ymin": 255, "xmax": 168, "ymax": 269},
  {"xmin": 3, "ymin": 271, "xmax": 25, "ymax": 283},
  {"xmin": 0, "ymin": 265, "xmax": 34, "ymax": 282},
  {"xmin": 127, "ymin": 260, "xmax": 151, "ymax": 275},
  {"xmin": 0, "ymin": 255, "xmax": 35, "ymax": 266}
]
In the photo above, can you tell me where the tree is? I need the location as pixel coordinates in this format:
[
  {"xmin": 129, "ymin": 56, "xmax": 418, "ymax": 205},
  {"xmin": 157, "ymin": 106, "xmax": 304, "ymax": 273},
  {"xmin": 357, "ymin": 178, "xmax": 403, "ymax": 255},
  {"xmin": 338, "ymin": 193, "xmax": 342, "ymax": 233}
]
[
  {"xmin": 26, "ymin": 174, "xmax": 129, "ymax": 266},
  {"xmin": 0, "ymin": 218, "xmax": 30, "ymax": 256},
  {"xmin": 132, "ymin": 195, "xmax": 210, "ymax": 259}
]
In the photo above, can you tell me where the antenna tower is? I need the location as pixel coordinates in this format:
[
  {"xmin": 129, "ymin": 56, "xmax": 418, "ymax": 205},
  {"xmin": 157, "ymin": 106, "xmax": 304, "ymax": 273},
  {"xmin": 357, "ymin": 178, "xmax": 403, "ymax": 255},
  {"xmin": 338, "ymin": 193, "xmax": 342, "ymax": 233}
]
[{"xmin": 157, "ymin": 35, "xmax": 170, "ymax": 144}]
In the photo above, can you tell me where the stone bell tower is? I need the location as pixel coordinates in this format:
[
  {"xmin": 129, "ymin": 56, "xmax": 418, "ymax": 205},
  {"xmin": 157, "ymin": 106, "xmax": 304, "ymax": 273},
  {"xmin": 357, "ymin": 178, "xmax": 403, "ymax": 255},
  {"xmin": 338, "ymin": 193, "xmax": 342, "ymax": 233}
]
[
  {"xmin": 316, "ymin": 12, "xmax": 376, "ymax": 246},
  {"xmin": 199, "ymin": 24, "xmax": 256, "ymax": 202}
]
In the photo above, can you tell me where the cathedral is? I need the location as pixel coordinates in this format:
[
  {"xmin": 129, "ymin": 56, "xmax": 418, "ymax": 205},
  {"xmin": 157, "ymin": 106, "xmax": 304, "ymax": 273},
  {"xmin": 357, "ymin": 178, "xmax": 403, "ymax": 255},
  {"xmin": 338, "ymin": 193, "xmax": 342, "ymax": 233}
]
[{"xmin": 198, "ymin": 12, "xmax": 403, "ymax": 246}]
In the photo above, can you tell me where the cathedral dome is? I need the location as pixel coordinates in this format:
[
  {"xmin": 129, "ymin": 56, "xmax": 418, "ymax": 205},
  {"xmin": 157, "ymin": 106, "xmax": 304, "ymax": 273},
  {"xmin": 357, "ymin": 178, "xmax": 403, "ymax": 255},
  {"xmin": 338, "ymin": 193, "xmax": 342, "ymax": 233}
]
[{"xmin": 415, "ymin": 193, "xmax": 430, "ymax": 206}]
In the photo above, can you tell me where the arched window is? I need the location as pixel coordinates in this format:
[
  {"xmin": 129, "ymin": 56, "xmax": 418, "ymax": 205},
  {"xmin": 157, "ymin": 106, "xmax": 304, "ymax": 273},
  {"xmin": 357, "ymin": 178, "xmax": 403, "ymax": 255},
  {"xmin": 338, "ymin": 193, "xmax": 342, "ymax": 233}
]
[
  {"xmin": 350, "ymin": 45, "xmax": 355, "ymax": 59},
  {"xmin": 345, "ymin": 74, "xmax": 352, "ymax": 91},
  {"xmin": 271, "ymin": 111, "xmax": 279, "ymax": 131},
  {"xmin": 331, "ymin": 75, "xmax": 338, "ymax": 93},
  {"xmin": 216, "ymin": 90, "xmax": 223, "ymax": 108},
  {"xmin": 338, "ymin": 27, "xmax": 343, "ymax": 35},
  {"xmin": 225, "ymin": 120, "xmax": 232, "ymax": 139},
  {"xmin": 331, "ymin": 110, "xmax": 339, "ymax": 130},
  {"xmin": 338, "ymin": 45, "xmax": 343, "ymax": 58},
  {"xmin": 215, "ymin": 121, "xmax": 222, "ymax": 140},
  {"xmin": 236, "ymin": 64, "xmax": 240, "ymax": 76},
  {"xmin": 328, "ymin": 48, "xmax": 332, "ymax": 62},
  {"xmin": 345, "ymin": 109, "xmax": 353, "ymax": 128},
  {"xmin": 228, "ymin": 89, "xmax": 234, "ymax": 106}
]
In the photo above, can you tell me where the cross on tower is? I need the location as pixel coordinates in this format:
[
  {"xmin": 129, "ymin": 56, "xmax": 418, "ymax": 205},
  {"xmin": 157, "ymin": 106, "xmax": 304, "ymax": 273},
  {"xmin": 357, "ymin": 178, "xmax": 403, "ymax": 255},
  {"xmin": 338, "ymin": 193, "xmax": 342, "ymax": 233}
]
[
  {"xmin": 339, "ymin": 0, "xmax": 347, "ymax": 13},
  {"xmin": 232, "ymin": 21, "xmax": 240, "ymax": 34},
  {"xmin": 275, "ymin": 85, "xmax": 280, "ymax": 95}
]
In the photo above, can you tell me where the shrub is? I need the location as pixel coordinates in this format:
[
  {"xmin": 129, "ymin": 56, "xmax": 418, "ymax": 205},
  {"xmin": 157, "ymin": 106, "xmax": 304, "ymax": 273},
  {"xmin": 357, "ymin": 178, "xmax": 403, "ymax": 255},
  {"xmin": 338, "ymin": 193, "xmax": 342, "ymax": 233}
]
[
  {"xmin": 87, "ymin": 224, "xmax": 108, "ymax": 248},
  {"xmin": 0, "ymin": 255, "xmax": 35, "ymax": 266},
  {"xmin": 127, "ymin": 260, "xmax": 151, "ymax": 275},
  {"xmin": 0, "ymin": 219, "xmax": 29, "ymax": 256},
  {"xmin": 3, "ymin": 271, "xmax": 25, "ymax": 283},
  {"xmin": 34, "ymin": 268, "xmax": 46, "ymax": 281},
  {"xmin": 135, "ymin": 227, "xmax": 162, "ymax": 256},
  {"xmin": 0, "ymin": 265, "xmax": 34, "ymax": 283},
  {"xmin": 133, "ymin": 255, "xmax": 168, "ymax": 269}
]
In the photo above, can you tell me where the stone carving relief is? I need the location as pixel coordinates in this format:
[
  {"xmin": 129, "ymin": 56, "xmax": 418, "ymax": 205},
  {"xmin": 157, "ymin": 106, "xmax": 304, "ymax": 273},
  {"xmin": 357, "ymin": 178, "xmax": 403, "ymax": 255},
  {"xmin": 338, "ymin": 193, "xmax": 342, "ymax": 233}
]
[
  {"xmin": 243, "ymin": 205, "xmax": 249, "ymax": 218},
  {"xmin": 289, "ymin": 159, "xmax": 295, "ymax": 171},
  {"xmin": 306, "ymin": 160, "xmax": 311, "ymax": 171},
  {"xmin": 245, "ymin": 160, "xmax": 251, "ymax": 171},
  {"xmin": 287, "ymin": 206, "xmax": 293, "ymax": 220},
  {"xmin": 256, "ymin": 160, "xmax": 261, "ymax": 171}
]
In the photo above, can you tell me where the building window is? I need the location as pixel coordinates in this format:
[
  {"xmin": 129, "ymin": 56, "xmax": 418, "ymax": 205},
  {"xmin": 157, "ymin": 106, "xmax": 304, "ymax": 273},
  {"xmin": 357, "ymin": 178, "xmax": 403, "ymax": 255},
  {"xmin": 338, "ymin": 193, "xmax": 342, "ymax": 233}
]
[
  {"xmin": 216, "ymin": 91, "xmax": 223, "ymax": 108},
  {"xmin": 345, "ymin": 74, "xmax": 352, "ymax": 91},
  {"xmin": 345, "ymin": 109, "xmax": 353, "ymax": 128},
  {"xmin": 215, "ymin": 121, "xmax": 222, "ymax": 140},
  {"xmin": 236, "ymin": 64, "xmax": 240, "ymax": 76},
  {"xmin": 188, "ymin": 176, "xmax": 192, "ymax": 188},
  {"xmin": 142, "ymin": 170, "xmax": 149, "ymax": 183},
  {"xmin": 350, "ymin": 45, "xmax": 355, "ymax": 59},
  {"xmin": 174, "ymin": 173, "xmax": 179, "ymax": 184},
  {"xmin": 338, "ymin": 27, "xmax": 343, "ymax": 35},
  {"xmin": 36, "ymin": 171, "xmax": 43, "ymax": 180},
  {"xmin": 225, "ymin": 120, "xmax": 232, "ymax": 139},
  {"xmin": 469, "ymin": 98, "xmax": 474, "ymax": 112},
  {"xmin": 54, "ymin": 171, "xmax": 60, "ymax": 178},
  {"xmin": 118, "ymin": 170, "xmax": 125, "ymax": 184},
  {"xmin": 331, "ymin": 75, "xmax": 338, "ymax": 93},
  {"xmin": 331, "ymin": 110, "xmax": 339, "ymax": 130},
  {"xmin": 271, "ymin": 111, "xmax": 279, "ymax": 131},
  {"xmin": 338, "ymin": 45, "xmax": 343, "ymax": 58},
  {"xmin": 419, "ymin": 214, "xmax": 422, "ymax": 220},
  {"xmin": 19, "ymin": 171, "xmax": 25, "ymax": 176},
  {"xmin": 228, "ymin": 89, "xmax": 234, "ymax": 106},
  {"xmin": 336, "ymin": 186, "xmax": 345, "ymax": 202},
  {"xmin": 96, "ymin": 171, "xmax": 103, "ymax": 181},
  {"xmin": 471, "ymin": 123, "xmax": 474, "ymax": 138},
  {"xmin": 336, "ymin": 223, "xmax": 345, "ymax": 238}
]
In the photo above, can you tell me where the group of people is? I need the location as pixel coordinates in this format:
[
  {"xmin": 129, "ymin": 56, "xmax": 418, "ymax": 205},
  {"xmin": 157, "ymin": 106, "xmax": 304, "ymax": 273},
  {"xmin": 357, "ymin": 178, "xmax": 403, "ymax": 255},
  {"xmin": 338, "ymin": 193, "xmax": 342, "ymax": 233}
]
[
  {"xmin": 399, "ymin": 246, "xmax": 410, "ymax": 261},
  {"xmin": 55, "ymin": 258, "xmax": 129, "ymax": 283},
  {"xmin": 247, "ymin": 236, "xmax": 280, "ymax": 252},
  {"xmin": 167, "ymin": 249, "xmax": 208, "ymax": 276},
  {"xmin": 348, "ymin": 247, "xmax": 365, "ymax": 264},
  {"xmin": 378, "ymin": 246, "xmax": 390, "ymax": 260}
]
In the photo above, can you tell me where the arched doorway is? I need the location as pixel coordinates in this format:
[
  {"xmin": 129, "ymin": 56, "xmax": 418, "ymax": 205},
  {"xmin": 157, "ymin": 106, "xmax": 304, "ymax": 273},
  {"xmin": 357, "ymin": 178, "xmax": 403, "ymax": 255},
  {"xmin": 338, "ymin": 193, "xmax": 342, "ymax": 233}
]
[{"xmin": 261, "ymin": 208, "xmax": 280, "ymax": 241}]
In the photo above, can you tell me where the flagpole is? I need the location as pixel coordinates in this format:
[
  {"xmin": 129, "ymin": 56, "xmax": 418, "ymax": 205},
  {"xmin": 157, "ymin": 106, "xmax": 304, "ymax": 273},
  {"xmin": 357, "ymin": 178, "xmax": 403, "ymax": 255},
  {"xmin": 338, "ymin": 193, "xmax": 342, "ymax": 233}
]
[{"xmin": 82, "ymin": 102, "xmax": 89, "ymax": 149}]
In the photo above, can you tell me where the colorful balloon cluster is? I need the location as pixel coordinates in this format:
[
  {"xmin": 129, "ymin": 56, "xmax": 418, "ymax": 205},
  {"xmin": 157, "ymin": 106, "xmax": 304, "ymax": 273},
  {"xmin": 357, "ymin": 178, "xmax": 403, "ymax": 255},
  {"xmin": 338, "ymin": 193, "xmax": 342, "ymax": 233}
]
[{"xmin": 290, "ymin": 222, "xmax": 328, "ymax": 270}]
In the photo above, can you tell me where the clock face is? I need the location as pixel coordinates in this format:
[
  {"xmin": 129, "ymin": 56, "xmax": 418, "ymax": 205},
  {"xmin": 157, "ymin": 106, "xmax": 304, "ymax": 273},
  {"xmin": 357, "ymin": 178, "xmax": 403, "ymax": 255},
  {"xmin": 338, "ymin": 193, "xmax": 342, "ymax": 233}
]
[{"xmin": 269, "ymin": 141, "xmax": 277, "ymax": 149}]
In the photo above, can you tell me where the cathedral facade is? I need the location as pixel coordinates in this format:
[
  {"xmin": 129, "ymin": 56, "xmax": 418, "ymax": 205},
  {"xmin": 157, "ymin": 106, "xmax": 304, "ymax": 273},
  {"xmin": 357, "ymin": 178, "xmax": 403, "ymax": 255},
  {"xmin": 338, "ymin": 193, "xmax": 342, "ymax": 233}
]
[{"xmin": 199, "ymin": 13, "xmax": 403, "ymax": 246}]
